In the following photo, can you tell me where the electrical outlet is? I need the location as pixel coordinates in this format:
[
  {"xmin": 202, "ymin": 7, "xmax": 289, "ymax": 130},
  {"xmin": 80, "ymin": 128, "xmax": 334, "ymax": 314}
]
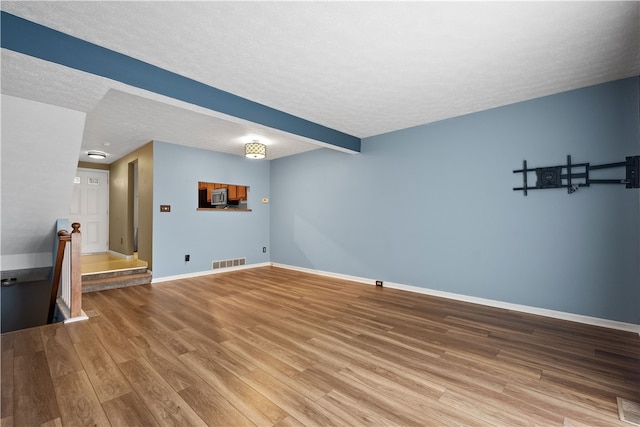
[
  {"xmin": 375, "ymin": 280, "xmax": 383, "ymax": 286},
  {"xmin": 185, "ymin": 254, "xmax": 190, "ymax": 262},
  {"xmin": 262, "ymin": 247, "xmax": 267, "ymax": 253}
]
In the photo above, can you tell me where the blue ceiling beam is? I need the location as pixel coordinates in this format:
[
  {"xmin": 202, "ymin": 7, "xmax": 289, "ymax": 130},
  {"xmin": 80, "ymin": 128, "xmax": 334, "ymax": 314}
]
[{"xmin": 1, "ymin": 11, "xmax": 361, "ymax": 153}]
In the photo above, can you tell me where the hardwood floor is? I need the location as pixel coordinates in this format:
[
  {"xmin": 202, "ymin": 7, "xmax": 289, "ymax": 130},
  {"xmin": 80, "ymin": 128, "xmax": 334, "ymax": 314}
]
[{"xmin": 2, "ymin": 266, "xmax": 639, "ymax": 426}]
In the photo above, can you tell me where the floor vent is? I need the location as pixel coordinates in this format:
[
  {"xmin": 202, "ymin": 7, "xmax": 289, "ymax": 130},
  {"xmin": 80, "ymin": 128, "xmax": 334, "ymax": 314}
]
[
  {"xmin": 212, "ymin": 258, "xmax": 246, "ymax": 270},
  {"xmin": 618, "ymin": 397, "xmax": 640, "ymax": 426}
]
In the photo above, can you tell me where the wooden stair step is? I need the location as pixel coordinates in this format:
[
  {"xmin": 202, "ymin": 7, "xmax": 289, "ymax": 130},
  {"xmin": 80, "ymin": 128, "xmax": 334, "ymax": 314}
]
[{"xmin": 81, "ymin": 269, "xmax": 152, "ymax": 293}]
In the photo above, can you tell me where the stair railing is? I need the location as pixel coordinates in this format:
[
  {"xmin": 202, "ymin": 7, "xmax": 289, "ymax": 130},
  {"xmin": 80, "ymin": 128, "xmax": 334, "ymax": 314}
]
[{"xmin": 48, "ymin": 222, "xmax": 83, "ymax": 323}]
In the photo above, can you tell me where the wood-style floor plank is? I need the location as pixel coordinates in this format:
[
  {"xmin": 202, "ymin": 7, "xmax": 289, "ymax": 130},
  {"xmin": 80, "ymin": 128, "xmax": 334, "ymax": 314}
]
[
  {"xmin": 240, "ymin": 368, "xmax": 340, "ymax": 426},
  {"xmin": 13, "ymin": 351, "xmax": 60, "ymax": 426},
  {"xmin": 1, "ymin": 266, "xmax": 638, "ymax": 426},
  {"xmin": 128, "ymin": 334, "xmax": 203, "ymax": 393},
  {"xmin": 41, "ymin": 324, "xmax": 84, "ymax": 379},
  {"xmin": 69, "ymin": 325, "xmax": 132, "ymax": 403},
  {"xmin": 100, "ymin": 391, "xmax": 160, "ymax": 427},
  {"xmin": 117, "ymin": 358, "xmax": 206, "ymax": 426},
  {"xmin": 177, "ymin": 379, "xmax": 256, "ymax": 427},
  {"xmin": 52, "ymin": 370, "xmax": 111, "ymax": 427},
  {"xmin": 0, "ymin": 347, "xmax": 13, "ymax": 424},
  {"xmin": 88, "ymin": 317, "xmax": 140, "ymax": 364},
  {"xmin": 178, "ymin": 349, "xmax": 288, "ymax": 426}
]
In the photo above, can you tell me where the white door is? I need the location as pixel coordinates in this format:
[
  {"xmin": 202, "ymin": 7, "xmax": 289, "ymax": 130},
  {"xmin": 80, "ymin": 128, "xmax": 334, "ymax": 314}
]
[{"xmin": 70, "ymin": 169, "xmax": 109, "ymax": 254}]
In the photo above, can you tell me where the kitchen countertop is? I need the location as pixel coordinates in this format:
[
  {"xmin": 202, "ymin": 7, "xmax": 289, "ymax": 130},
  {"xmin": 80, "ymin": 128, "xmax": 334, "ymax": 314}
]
[{"xmin": 197, "ymin": 207, "xmax": 252, "ymax": 211}]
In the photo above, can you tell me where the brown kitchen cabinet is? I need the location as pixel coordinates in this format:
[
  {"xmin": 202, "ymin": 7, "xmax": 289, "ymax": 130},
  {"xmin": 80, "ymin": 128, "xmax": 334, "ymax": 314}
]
[
  {"xmin": 197, "ymin": 181, "xmax": 250, "ymax": 210},
  {"xmin": 228, "ymin": 185, "xmax": 238, "ymax": 200},
  {"xmin": 227, "ymin": 184, "xmax": 247, "ymax": 201},
  {"xmin": 236, "ymin": 185, "xmax": 247, "ymax": 200}
]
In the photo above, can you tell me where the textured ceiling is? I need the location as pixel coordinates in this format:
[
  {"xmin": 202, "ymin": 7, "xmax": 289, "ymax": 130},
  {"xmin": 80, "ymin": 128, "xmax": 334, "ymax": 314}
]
[{"xmin": 1, "ymin": 1, "xmax": 639, "ymax": 162}]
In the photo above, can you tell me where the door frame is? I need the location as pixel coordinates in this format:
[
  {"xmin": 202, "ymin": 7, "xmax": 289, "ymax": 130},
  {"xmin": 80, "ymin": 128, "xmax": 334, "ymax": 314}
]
[{"xmin": 73, "ymin": 167, "xmax": 110, "ymax": 254}]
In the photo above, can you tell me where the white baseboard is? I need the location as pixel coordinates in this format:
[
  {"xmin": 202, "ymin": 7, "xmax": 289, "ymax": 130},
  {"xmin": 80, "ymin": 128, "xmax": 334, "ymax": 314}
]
[
  {"xmin": 151, "ymin": 262, "xmax": 271, "ymax": 284},
  {"xmin": 272, "ymin": 263, "xmax": 640, "ymax": 335},
  {"xmin": 107, "ymin": 250, "xmax": 133, "ymax": 260},
  {"xmin": 56, "ymin": 298, "xmax": 89, "ymax": 323},
  {"xmin": 63, "ymin": 313, "xmax": 89, "ymax": 324}
]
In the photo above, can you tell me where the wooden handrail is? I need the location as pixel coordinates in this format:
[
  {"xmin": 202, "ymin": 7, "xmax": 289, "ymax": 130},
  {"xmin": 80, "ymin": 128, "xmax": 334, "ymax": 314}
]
[
  {"xmin": 48, "ymin": 222, "xmax": 82, "ymax": 323},
  {"xmin": 48, "ymin": 230, "xmax": 70, "ymax": 323}
]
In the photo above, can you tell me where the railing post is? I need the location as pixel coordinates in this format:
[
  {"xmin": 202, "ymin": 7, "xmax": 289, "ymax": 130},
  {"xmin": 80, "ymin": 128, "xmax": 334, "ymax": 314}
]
[
  {"xmin": 48, "ymin": 222, "xmax": 83, "ymax": 323},
  {"xmin": 70, "ymin": 222, "xmax": 82, "ymax": 318}
]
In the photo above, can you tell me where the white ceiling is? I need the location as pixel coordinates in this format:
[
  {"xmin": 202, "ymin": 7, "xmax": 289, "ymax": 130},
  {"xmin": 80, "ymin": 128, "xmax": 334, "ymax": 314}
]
[{"xmin": 1, "ymin": 1, "xmax": 639, "ymax": 163}]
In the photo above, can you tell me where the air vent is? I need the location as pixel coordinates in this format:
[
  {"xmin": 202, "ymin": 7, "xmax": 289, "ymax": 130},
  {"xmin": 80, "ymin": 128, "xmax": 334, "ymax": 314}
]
[
  {"xmin": 212, "ymin": 257, "xmax": 246, "ymax": 270},
  {"xmin": 618, "ymin": 398, "xmax": 640, "ymax": 426}
]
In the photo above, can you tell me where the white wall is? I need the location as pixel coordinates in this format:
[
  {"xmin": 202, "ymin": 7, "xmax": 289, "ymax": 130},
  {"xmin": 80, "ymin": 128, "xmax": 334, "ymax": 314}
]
[{"xmin": 1, "ymin": 95, "xmax": 86, "ymax": 270}]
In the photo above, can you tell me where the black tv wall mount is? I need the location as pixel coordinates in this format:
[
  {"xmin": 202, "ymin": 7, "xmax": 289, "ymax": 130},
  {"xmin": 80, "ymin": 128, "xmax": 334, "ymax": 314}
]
[{"xmin": 513, "ymin": 155, "xmax": 640, "ymax": 196}]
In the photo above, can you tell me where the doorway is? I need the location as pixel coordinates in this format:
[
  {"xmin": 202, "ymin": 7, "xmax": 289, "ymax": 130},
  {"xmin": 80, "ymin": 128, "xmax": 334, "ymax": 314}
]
[
  {"xmin": 69, "ymin": 168, "xmax": 109, "ymax": 254},
  {"xmin": 129, "ymin": 160, "xmax": 139, "ymax": 256}
]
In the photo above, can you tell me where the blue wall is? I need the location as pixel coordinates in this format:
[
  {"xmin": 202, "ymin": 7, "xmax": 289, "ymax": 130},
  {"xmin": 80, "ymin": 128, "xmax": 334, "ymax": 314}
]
[
  {"xmin": 153, "ymin": 141, "xmax": 270, "ymax": 278},
  {"xmin": 270, "ymin": 77, "xmax": 640, "ymax": 324}
]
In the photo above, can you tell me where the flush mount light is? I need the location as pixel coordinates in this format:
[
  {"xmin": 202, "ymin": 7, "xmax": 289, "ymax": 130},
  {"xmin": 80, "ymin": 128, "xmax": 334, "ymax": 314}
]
[
  {"xmin": 245, "ymin": 141, "xmax": 266, "ymax": 159},
  {"xmin": 87, "ymin": 150, "xmax": 107, "ymax": 160}
]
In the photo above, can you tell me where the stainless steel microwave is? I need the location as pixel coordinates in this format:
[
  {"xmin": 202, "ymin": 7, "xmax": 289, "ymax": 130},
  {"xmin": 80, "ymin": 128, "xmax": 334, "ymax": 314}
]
[{"xmin": 211, "ymin": 188, "xmax": 227, "ymax": 206}]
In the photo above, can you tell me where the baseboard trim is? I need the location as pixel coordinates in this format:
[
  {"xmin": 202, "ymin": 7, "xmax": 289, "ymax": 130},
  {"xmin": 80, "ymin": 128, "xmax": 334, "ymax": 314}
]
[
  {"xmin": 56, "ymin": 298, "xmax": 89, "ymax": 324},
  {"xmin": 107, "ymin": 250, "xmax": 133, "ymax": 260},
  {"xmin": 63, "ymin": 313, "xmax": 90, "ymax": 324},
  {"xmin": 151, "ymin": 262, "xmax": 271, "ymax": 284},
  {"xmin": 272, "ymin": 263, "xmax": 640, "ymax": 335}
]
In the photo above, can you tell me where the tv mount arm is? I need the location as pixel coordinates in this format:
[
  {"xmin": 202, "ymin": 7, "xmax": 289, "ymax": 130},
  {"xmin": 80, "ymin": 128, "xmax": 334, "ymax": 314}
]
[{"xmin": 513, "ymin": 155, "xmax": 640, "ymax": 196}]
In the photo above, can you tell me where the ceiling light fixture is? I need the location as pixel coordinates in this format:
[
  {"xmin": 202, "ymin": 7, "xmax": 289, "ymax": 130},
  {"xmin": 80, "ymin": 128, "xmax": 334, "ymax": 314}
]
[
  {"xmin": 245, "ymin": 141, "xmax": 266, "ymax": 159},
  {"xmin": 87, "ymin": 150, "xmax": 107, "ymax": 160}
]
